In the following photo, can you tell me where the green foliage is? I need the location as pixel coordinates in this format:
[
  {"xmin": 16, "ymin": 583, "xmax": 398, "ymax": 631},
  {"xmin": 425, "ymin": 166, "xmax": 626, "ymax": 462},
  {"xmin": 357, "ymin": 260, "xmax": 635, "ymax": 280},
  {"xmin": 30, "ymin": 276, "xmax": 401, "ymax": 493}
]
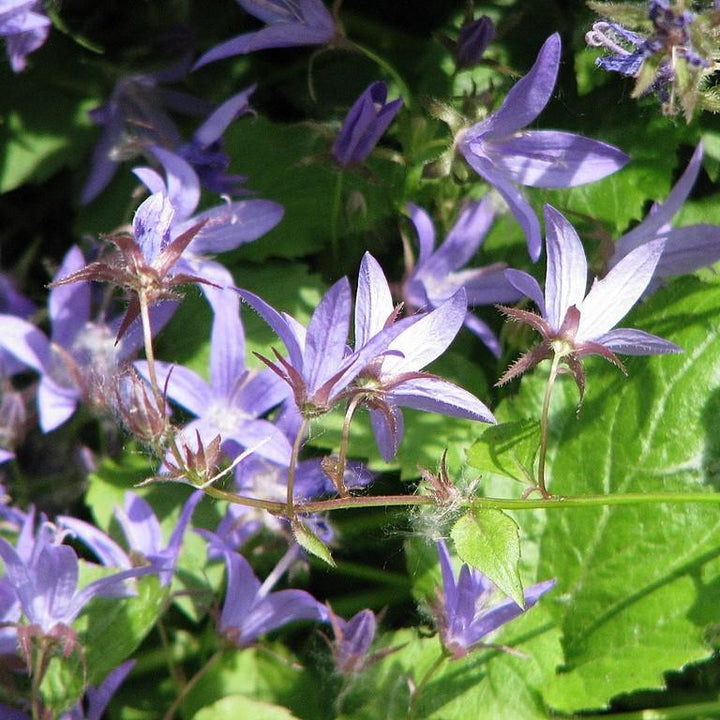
[
  {"xmin": 194, "ymin": 695, "xmax": 301, "ymax": 720},
  {"xmin": 292, "ymin": 517, "xmax": 336, "ymax": 567},
  {"xmin": 451, "ymin": 508, "xmax": 524, "ymax": 608},
  {"xmin": 495, "ymin": 276, "xmax": 720, "ymax": 712}
]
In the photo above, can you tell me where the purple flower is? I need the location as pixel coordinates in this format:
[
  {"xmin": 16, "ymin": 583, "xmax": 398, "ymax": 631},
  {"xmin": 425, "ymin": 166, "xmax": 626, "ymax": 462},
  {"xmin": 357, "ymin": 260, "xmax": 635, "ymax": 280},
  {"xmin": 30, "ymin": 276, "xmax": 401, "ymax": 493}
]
[
  {"xmin": 0, "ymin": 0, "xmax": 50, "ymax": 72},
  {"xmin": 457, "ymin": 33, "xmax": 629, "ymax": 261},
  {"xmin": 59, "ymin": 490, "xmax": 203, "ymax": 587},
  {"xmin": 175, "ymin": 86, "xmax": 256, "ymax": 195},
  {"xmin": 81, "ymin": 53, "xmax": 210, "ymax": 204},
  {"xmin": 455, "ymin": 14, "xmax": 495, "ymax": 69},
  {"xmin": 0, "ymin": 510, "xmax": 156, "ymax": 656},
  {"xmin": 353, "ymin": 253, "xmax": 495, "ymax": 460},
  {"xmin": 326, "ymin": 606, "xmax": 380, "ymax": 674},
  {"xmin": 133, "ymin": 145, "xmax": 284, "ymax": 299},
  {"xmin": 135, "ymin": 291, "xmax": 293, "ymax": 465},
  {"xmin": 499, "ymin": 205, "xmax": 681, "ymax": 395},
  {"xmin": 236, "ymin": 266, "xmax": 416, "ymax": 419},
  {"xmin": 609, "ymin": 141, "xmax": 720, "ymax": 284},
  {"xmin": 331, "ymin": 82, "xmax": 403, "ymax": 168},
  {"xmin": 193, "ymin": 0, "xmax": 337, "ymax": 69},
  {"xmin": 0, "ymin": 245, "xmax": 175, "ymax": 431},
  {"xmin": 433, "ymin": 540, "xmax": 555, "ymax": 659},
  {"xmin": 211, "ymin": 542, "xmax": 327, "ymax": 647},
  {"xmin": 402, "ymin": 199, "xmax": 522, "ymax": 356}
]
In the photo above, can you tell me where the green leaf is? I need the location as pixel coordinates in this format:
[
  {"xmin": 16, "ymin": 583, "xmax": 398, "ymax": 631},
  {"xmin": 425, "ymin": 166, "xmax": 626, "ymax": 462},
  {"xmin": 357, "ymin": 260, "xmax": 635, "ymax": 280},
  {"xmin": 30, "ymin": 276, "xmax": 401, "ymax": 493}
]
[
  {"xmin": 499, "ymin": 277, "xmax": 720, "ymax": 712},
  {"xmin": 193, "ymin": 695, "xmax": 300, "ymax": 720},
  {"xmin": 292, "ymin": 518, "xmax": 336, "ymax": 567},
  {"xmin": 450, "ymin": 508, "xmax": 524, "ymax": 608},
  {"xmin": 39, "ymin": 651, "xmax": 85, "ymax": 715},
  {"xmin": 467, "ymin": 420, "xmax": 540, "ymax": 485}
]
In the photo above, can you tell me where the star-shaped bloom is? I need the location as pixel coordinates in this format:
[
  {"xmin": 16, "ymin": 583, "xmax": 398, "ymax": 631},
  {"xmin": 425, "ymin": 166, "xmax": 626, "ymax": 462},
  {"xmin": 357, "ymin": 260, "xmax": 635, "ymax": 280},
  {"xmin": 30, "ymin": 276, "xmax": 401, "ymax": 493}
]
[
  {"xmin": 133, "ymin": 145, "xmax": 284, "ymax": 301},
  {"xmin": 457, "ymin": 33, "xmax": 629, "ymax": 261},
  {"xmin": 193, "ymin": 0, "xmax": 338, "ymax": 69},
  {"xmin": 81, "ymin": 50, "xmax": 211, "ymax": 204},
  {"xmin": 499, "ymin": 205, "xmax": 682, "ymax": 396},
  {"xmin": 0, "ymin": 510, "xmax": 156, "ymax": 659},
  {"xmin": 433, "ymin": 540, "xmax": 555, "ymax": 659},
  {"xmin": 208, "ymin": 540, "xmax": 327, "ymax": 648},
  {"xmin": 236, "ymin": 266, "xmax": 416, "ymax": 419},
  {"xmin": 353, "ymin": 253, "xmax": 495, "ymax": 460},
  {"xmin": 402, "ymin": 199, "xmax": 522, "ymax": 356},
  {"xmin": 0, "ymin": 0, "xmax": 50, "ymax": 72},
  {"xmin": 331, "ymin": 81, "xmax": 403, "ymax": 168},
  {"xmin": 59, "ymin": 490, "xmax": 203, "ymax": 587},
  {"xmin": 0, "ymin": 245, "xmax": 176, "ymax": 431},
  {"xmin": 608, "ymin": 141, "xmax": 720, "ymax": 285},
  {"xmin": 136, "ymin": 291, "xmax": 293, "ymax": 465}
]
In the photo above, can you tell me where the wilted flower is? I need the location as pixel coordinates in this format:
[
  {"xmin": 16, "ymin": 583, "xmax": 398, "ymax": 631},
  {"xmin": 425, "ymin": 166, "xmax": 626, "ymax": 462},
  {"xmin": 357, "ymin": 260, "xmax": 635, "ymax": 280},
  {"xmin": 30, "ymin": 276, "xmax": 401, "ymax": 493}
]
[
  {"xmin": 498, "ymin": 205, "xmax": 682, "ymax": 397},
  {"xmin": 433, "ymin": 540, "xmax": 555, "ymax": 659},
  {"xmin": 457, "ymin": 33, "xmax": 629, "ymax": 260},
  {"xmin": 331, "ymin": 81, "xmax": 403, "ymax": 168}
]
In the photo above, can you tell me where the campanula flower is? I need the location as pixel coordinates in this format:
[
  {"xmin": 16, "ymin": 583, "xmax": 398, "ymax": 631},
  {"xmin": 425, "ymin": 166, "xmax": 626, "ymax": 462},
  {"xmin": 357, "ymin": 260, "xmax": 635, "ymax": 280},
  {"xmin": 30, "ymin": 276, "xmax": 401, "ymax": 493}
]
[
  {"xmin": 59, "ymin": 490, "xmax": 203, "ymax": 587},
  {"xmin": 331, "ymin": 81, "xmax": 403, "ymax": 168},
  {"xmin": 352, "ymin": 253, "xmax": 495, "ymax": 460},
  {"xmin": 326, "ymin": 606, "xmax": 383, "ymax": 674},
  {"xmin": 193, "ymin": 0, "xmax": 338, "ymax": 69},
  {"xmin": 457, "ymin": 33, "xmax": 629, "ymax": 261},
  {"xmin": 433, "ymin": 540, "xmax": 555, "ymax": 659},
  {"xmin": 0, "ymin": 0, "xmax": 50, "ymax": 72},
  {"xmin": 608, "ymin": 141, "xmax": 720, "ymax": 284},
  {"xmin": 81, "ymin": 51, "xmax": 210, "ymax": 204},
  {"xmin": 209, "ymin": 540, "xmax": 327, "ymax": 648},
  {"xmin": 0, "ymin": 246, "xmax": 175, "ymax": 431},
  {"xmin": 499, "ymin": 205, "xmax": 681, "ymax": 396},
  {"xmin": 135, "ymin": 291, "xmax": 293, "ymax": 465},
  {"xmin": 236, "ymin": 267, "xmax": 416, "ymax": 419},
  {"xmin": 402, "ymin": 199, "xmax": 522, "ymax": 356}
]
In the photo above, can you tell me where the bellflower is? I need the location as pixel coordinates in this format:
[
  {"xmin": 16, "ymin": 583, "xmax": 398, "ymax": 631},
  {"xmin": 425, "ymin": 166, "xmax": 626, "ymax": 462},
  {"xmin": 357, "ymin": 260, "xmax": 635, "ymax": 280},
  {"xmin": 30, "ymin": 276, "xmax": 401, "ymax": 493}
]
[
  {"xmin": 81, "ymin": 51, "xmax": 211, "ymax": 204},
  {"xmin": 499, "ymin": 205, "xmax": 681, "ymax": 396},
  {"xmin": 59, "ymin": 490, "xmax": 203, "ymax": 587},
  {"xmin": 194, "ymin": 0, "xmax": 338, "ymax": 69},
  {"xmin": 135, "ymin": 291, "xmax": 293, "ymax": 465},
  {"xmin": 210, "ymin": 541, "xmax": 327, "ymax": 648},
  {"xmin": 331, "ymin": 81, "xmax": 403, "ymax": 168},
  {"xmin": 326, "ymin": 606, "xmax": 384, "ymax": 674},
  {"xmin": 0, "ymin": 245, "xmax": 175, "ymax": 431},
  {"xmin": 353, "ymin": 253, "xmax": 495, "ymax": 461},
  {"xmin": 133, "ymin": 145, "xmax": 284, "ymax": 302},
  {"xmin": 235, "ymin": 269, "xmax": 416, "ymax": 419},
  {"xmin": 609, "ymin": 141, "xmax": 720, "ymax": 284},
  {"xmin": 434, "ymin": 540, "xmax": 555, "ymax": 659},
  {"xmin": 402, "ymin": 199, "xmax": 522, "ymax": 356},
  {"xmin": 0, "ymin": 0, "xmax": 50, "ymax": 72},
  {"xmin": 0, "ymin": 511, "xmax": 156, "ymax": 659},
  {"xmin": 457, "ymin": 33, "xmax": 629, "ymax": 261}
]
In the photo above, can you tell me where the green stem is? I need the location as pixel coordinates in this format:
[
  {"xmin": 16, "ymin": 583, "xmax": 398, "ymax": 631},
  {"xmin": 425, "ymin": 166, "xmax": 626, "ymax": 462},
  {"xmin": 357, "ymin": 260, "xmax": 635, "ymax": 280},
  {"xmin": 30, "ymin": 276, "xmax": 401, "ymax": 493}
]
[
  {"xmin": 162, "ymin": 649, "xmax": 223, "ymax": 720},
  {"xmin": 348, "ymin": 40, "xmax": 412, "ymax": 107},
  {"xmin": 330, "ymin": 170, "xmax": 344, "ymax": 264},
  {"xmin": 334, "ymin": 394, "xmax": 363, "ymax": 496},
  {"xmin": 287, "ymin": 417, "xmax": 311, "ymax": 519},
  {"xmin": 408, "ymin": 651, "xmax": 448, "ymax": 719},
  {"xmin": 200, "ymin": 487, "xmax": 720, "ymax": 516},
  {"xmin": 537, "ymin": 352, "xmax": 561, "ymax": 497}
]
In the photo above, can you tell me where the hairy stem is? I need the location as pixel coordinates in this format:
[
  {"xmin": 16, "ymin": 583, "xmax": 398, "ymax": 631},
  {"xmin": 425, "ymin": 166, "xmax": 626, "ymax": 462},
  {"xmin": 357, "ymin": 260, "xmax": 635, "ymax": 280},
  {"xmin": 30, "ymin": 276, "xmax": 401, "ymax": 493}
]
[
  {"xmin": 408, "ymin": 651, "xmax": 448, "ymax": 719},
  {"xmin": 287, "ymin": 417, "xmax": 311, "ymax": 519}
]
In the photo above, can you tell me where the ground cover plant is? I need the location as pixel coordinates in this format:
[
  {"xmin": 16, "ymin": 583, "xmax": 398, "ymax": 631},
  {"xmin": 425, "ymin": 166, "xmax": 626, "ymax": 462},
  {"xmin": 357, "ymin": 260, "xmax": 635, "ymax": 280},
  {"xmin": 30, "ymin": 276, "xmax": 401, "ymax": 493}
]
[{"xmin": 2, "ymin": 1, "xmax": 720, "ymax": 718}]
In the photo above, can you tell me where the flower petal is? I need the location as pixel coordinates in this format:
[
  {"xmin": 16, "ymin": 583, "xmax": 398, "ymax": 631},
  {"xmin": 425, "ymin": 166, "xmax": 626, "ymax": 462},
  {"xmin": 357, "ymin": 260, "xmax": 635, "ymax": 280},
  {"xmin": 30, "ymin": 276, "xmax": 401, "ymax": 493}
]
[
  {"xmin": 355, "ymin": 252, "xmax": 395, "ymax": 348},
  {"xmin": 591, "ymin": 328, "xmax": 682, "ymax": 355}
]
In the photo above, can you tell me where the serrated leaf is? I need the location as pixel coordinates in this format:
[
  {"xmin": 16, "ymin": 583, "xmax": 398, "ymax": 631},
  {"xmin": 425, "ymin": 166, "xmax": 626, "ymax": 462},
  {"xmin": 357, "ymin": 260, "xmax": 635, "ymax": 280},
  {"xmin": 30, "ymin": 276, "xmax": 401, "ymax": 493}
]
[
  {"xmin": 467, "ymin": 419, "xmax": 540, "ymax": 485},
  {"xmin": 499, "ymin": 277, "xmax": 720, "ymax": 712},
  {"xmin": 292, "ymin": 518, "xmax": 335, "ymax": 567},
  {"xmin": 451, "ymin": 507, "xmax": 524, "ymax": 608}
]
